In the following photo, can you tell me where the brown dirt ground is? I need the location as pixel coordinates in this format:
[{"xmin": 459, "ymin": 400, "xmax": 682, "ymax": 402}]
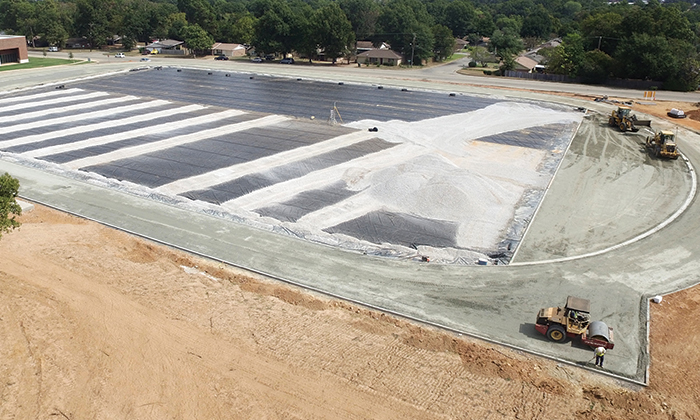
[
  {"xmin": 1, "ymin": 203, "xmax": 698, "ymax": 419},
  {"xmin": 553, "ymin": 92, "xmax": 700, "ymax": 134}
]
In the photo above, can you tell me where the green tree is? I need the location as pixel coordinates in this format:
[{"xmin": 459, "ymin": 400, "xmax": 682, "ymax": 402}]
[
  {"xmin": 473, "ymin": 9, "xmax": 496, "ymax": 37},
  {"xmin": 182, "ymin": 23, "xmax": 214, "ymax": 54},
  {"xmin": 562, "ymin": 1, "xmax": 582, "ymax": 18},
  {"xmin": 521, "ymin": 4, "xmax": 555, "ymax": 38},
  {"xmin": 290, "ymin": 0, "xmax": 315, "ymax": 61},
  {"xmin": 651, "ymin": 6, "xmax": 694, "ymax": 41},
  {"xmin": 0, "ymin": 0, "xmax": 37, "ymax": 45},
  {"xmin": 488, "ymin": 27, "xmax": 523, "ymax": 60},
  {"xmin": 253, "ymin": 0, "xmax": 294, "ymax": 55},
  {"xmin": 495, "ymin": 15, "xmax": 523, "ymax": 34},
  {"xmin": 162, "ymin": 12, "xmax": 188, "ymax": 41},
  {"xmin": 178, "ymin": 0, "xmax": 217, "ymax": 36},
  {"xmin": 580, "ymin": 12, "xmax": 623, "ymax": 54},
  {"xmin": 150, "ymin": 4, "xmax": 180, "ymax": 40},
  {"xmin": 443, "ymin": 0, "xmax": 476, "ymax": 38},
  {"xmin": 314, "ymin": 3, "xmax": 355, "ymax": 63},
  {"xmin": 291, "ymin": 0, "xmax": 317, "ymax": 57},
  {"xmin": 496, "ymin": 0, "xmax": 536, "ymax": 17},
  {"xmin": 0, "ymin": 172, "xmax": 21, "ymax": 240},
  {"xmin": 220, "ymin": 12, "xmax": 256, "ymax": 44},
  {"xmin": 431, "ymin": 24, "xmax": 454, "ymax": 62},
  {"xmin": 0, "ymin": 0, "xmax": 24, "ymax": 32},
  {"xmin": 121, "ymin": 0, "xmax": 155, "ymax": 46},
  {"xmin": 544, "ymin": 32, "xmax": 585, "ymax": 76},
  {"xmin": 613, "ymin": 32, "xmax": 675, "ymax": 80},
  {"xmin": 339, "ymin": 0, "xmax": 380, "ymax": 41},
  {"xmin": 424, "ymin": 0, "xmax": 449, "ymax": 28},
  {"xmin": 35, "ymin": 0, "xmax": 68, "ymax": 48},
  {"xmin": 469, "ymin": 45, "xmax": 490, "ymax": 66},
  {"xmin": 73, "ymin": 0, "xmax": 110, "ymax": 50},
  {"xmin": 578, "ymin": 49, "xmax": 613, "ymax": 83},
  {"xmin": 375, "ymin": 0, "xmax": 435, "ymax": 64},
  {"xmin": 663, "ymin": 51, "xmax": 700, "ymax": 91},
  {"xmin": 499, "ymin": 54, "xmax": 516, "ymax": 73}
]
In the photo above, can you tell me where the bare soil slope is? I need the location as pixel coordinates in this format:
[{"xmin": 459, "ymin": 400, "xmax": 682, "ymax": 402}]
[{"xmin": 0, "ymin": 204, "xmax": 698, "ymax": 419}]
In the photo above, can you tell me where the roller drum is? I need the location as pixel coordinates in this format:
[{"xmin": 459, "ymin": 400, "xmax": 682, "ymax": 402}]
[{"xmin": 588, "ymin": 321, "xmax": 610, "ymax": 342}]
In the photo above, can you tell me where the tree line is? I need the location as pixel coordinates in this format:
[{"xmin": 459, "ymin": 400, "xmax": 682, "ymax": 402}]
[{"xmin": 1, "ymin": 0, "xmax": 699, "ymax": 90}]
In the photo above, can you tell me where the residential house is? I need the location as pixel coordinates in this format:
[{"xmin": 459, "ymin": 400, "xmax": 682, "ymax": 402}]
[
  {"xmin": 514, "ymin": 55, "xmax": 539, "ymax": 72},
  {"xmin": 357, "ymin": 49, "xmax": 402, "ymax": 66},
  {"xmin": 355, "ymin": 41, "xmax": 390, "ymax": 54},
  {"xmin": 66, "ymin": 37, "xmax": 90, "ymax": 49},
  {"xmin": 454, "ymin": 38, "xmax": 468, "ymax": 51},
  {"xmin": 146, "ymin": 39, "xmax": 186, "ymax": 55},
  {"xmin": 211, "ymin": 43, "xmax": 247, "ymax": 57}
]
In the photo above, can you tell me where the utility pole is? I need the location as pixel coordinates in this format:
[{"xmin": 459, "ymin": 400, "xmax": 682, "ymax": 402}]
[
  {"xmin": 410, "ymin": 32, "xmax": 416, "ymax": 67},
  {"xmin": 597, "ymin": 36, "xmax": 602, "ymax": 50}
]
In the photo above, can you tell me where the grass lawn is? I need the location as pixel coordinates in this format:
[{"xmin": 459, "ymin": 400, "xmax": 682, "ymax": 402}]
[
  {"xmin": 0, "ymin": 57, "xmax": 85, "ymax": 72},
  {"xmin": 457, "ymin": 62, "xmax": 501, "ymax": 77}
]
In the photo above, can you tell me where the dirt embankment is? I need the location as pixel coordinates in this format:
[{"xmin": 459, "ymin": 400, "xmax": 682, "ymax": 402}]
[{"xmin": 0, "ymin": 204, "xmax": 698, "ymax": 419}]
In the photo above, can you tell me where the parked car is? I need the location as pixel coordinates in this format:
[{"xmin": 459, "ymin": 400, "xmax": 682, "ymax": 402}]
[
  {"xmin": 251, "ymin": 57, "xmax": 263, "ymax": 63},
  {"xmin": 48, "ymin": 46, "xmax": 58, "ymax": 52},
  {"xmin": 214, "ymin": 55, "xmax": 229, "ymax": 61},
  {"xmin": 280, "ymin": 58, "xmax": 295, "ymax": 64},
  {"xmin": 115, "ymin": 53, "xmax": 125, "ymax": 58},
  {"xmin": 140, "ymin": 57, "xmax": 151, "ymax": 62}
]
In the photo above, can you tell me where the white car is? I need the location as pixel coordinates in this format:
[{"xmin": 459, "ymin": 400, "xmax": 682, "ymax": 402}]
[
  {"xmin": 48, "ymin": 46, "xmax": 58, "ymax": 52},
  {"xmin": 115, "ymin": 53, "xmax": 125, "ymax": 58}
]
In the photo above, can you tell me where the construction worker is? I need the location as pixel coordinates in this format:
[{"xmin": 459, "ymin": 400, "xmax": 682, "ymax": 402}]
[{"xmin": 594, "ymin": 346, "xmax": 606, "ymax": 367}]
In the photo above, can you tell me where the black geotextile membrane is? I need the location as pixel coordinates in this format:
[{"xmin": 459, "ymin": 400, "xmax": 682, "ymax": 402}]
[
  {"xmin": 254, "ymin": 181, "xmax": 357, "ymax": 222},
  {"xmin": 1, "ymin": 102, "xmax": 191, "ymax": 149},
  {"xmin": 476, "ymin": 123, "xmax": 575, "ymax": 150},
  {"xmin": 0, "ymin": 90, "xmax": 112, "ymax": 118},
  {"xmin": 83, "ymin": 120, "xmax": 358, "ymax": 188},
  {"xmin": 324, "ymin": 210, "xmax": 460, "ymax": 249},
  {"xmin": 0, "ymin": 97, "xmax": 146, "ymax": 127},
  {"xmin": 71, "ymin": 68, "xmax": 502, "ymax": 122},
  {"xmin": 43, "ymin": 113, "xmax": 263, "ymax": 164},
  {"xmin": 181, "ymin": 137, "xmax": 394, "ymax": 204}
]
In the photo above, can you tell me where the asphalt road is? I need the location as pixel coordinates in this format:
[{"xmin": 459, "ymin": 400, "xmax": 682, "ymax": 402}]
[{"xmin": 3, "ymin": 53, "xmax": 699, "ymax": 383}]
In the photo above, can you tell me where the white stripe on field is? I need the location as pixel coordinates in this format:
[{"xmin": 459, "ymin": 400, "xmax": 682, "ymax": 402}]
[
  {"xmin": 63, "ymin": 114, "xmax": 288, "ymax": 169},
  {"xmin": 157, "ymin": 130, "xmax": 377, "ymax": 195},
  {"xmin": 0, "ymin": 88, "xmax": 84, "ymax": 105},
  {"xmin": 225, "ymin": 143, "xmax": 423, "ymax": 213},
  {"xmin": 0, "ymin": 104, "xmax": 206, "ymax": 149},
  {"xmin": 24, "ymin": 108, "xmax": 245, "ymax": 159},
  {"xmin": 1, "ymin": 97, "xmax": 159, "ymax": 133},
  {"xmin": 297, "ymin": 193, "xmax": 382, "ymax": 230},
  {"xmin": 0, "ymin": 91, "xmax": 109, "ymax": 113}
]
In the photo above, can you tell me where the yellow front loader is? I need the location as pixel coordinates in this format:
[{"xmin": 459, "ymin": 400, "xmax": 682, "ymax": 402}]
[{"xmin": 609, "ymin": 106, "xmax": 652, "ymax": 132}]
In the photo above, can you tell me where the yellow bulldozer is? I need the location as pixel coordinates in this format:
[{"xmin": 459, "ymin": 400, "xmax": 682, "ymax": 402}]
[
  {"xmin": 646, "ymin": 130, "xmax": 680, "ymax": 159},
  {"xmin": 609, "ymin": 106, "xmax": 652, "ymax": 132}
]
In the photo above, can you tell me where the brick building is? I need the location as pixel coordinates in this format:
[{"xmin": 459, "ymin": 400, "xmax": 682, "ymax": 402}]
[{"xmin": 0, "ymin": 35, "xmax": 29, "ymax": 65}]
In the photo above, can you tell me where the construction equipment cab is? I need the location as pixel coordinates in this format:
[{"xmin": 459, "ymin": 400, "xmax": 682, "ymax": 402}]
[
  {"xmin": 609, "ymin": 106, "xmax": 651, "ymax": 132},
  {"xmin": 646, "ymin": 130, "xmax": 680, "ymax": 159},
  {"xmin": 535, "ymin": 296, "xmax": 614, "ymax": 349}
]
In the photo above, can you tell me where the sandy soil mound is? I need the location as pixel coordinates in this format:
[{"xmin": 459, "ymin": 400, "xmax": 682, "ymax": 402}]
[{"xmin": 0, "ymin": 203, "xmax": 698, "ymax": 419}]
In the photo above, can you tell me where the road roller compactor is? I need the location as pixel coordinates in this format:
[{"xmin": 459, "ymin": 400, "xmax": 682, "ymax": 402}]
[{"xmin": 535, "ymin": 296, "xmax": 615, "ymax": 349}]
